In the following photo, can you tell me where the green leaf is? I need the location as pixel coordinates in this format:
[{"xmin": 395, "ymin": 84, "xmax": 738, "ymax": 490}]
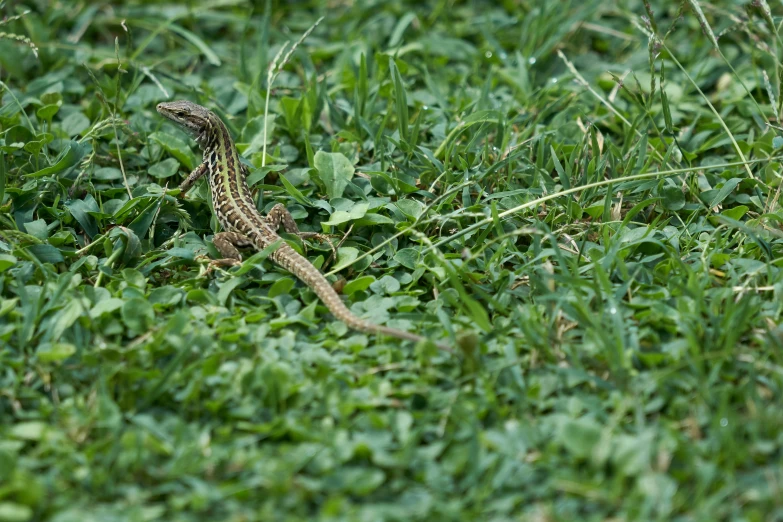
[
  {"xmin": 721, "ymin": 205, "xmax": 748, "ymax": 220},
  {"xmin": 332, "ymin": 246, "xmax": 360, "ymax": 271},
  {"xmin": 322, "ymin": 210, "xmax": 352, "ymax": 226},
  {"xmin": 148, "ymin": 286, "xmax": 183, "ymax": 308},
  {"xmin": 463, "ymin": 294, "xmax": 492, "ymax": 332},
  {"xmin": 394, "ymin": 247, "xmax": 421, "ymax": 269},
  {"xmin": 41, "ymin": 92, "xmax": 63, "ymax": 106},
  {"xmin": 395, "ymin": 199, "xmax": 425, "ymax": 220},
  {"xmin": 23, "ymin": 219, "xmax": 48, "ymax": 240},
  {"xmin": 24, "ymin": 135, "xmax": 52, "ymax": 156},
  {"xmin": 28, "ymin": 244, "xmax": 64, "ymax": 264},
  {"xmin": 108, "ymin": 227, "xmax": 142, "ymax": 262},
  {"xmin": 355, "ymin": 213, "xmax": 395, "ymax": 226},
  {"xmin": 390, "ymin": 57, "xmax": 409, "ymax": 144},
  {"xmin": 0, "ymin": 254, "xmax": 17, "ymax": 272},
  {"xmin": 167, "ymin": 247, "xmax": 196, "ymax": 260},
  {"xmin": 89, "ymin": 298, "xmax": 125, "ymax": 318},
  {"xmin": 268, "ymin": 277, "xmax": 295, "ymax": 299},
  {"xmin": 372, "ymin": 275, "xmax": 401, "ymax": 294},
  {"xmin": 560, "ymin": 417, "xmax": 602, "ymax": 459},
  {"xmin": 314, "ymin": 151, "xmax": 355, "ymax": 199},
  {"xmin": 128, "ymin": 196, "xmax": 164, "ymax": 239},
  {"xmin": 37, "ymin": 342, "xmax": 76, "ymax": 363},
  {"xmin": 36, "ymin": 103, "xmax": 60, "ymax": 121},
  {"xmin": 388, "ymin": 12, "xmax": 417, "ymax": 47},
  {"xmin": 149, "ymin": 132, "xmax": 198, "ymax": 171},
  {"xmin": 343, "ymin": 275, "xmax": 375, "ymax": 295},
  {"xmin": 233, "ymin": 239, "xmax": 283, "ymax": 276},
  {"xmin": 304, "ymin": 133, "xmax": 315, "ymax": 169},
  {"xmin": 169, "ymin": 24, "xmax": 222, "ymax": 66},
  {"xmin": 280, "ymin": 96, "xmax": 299, "ymax": 127},
  {"xmin": 48, "ymin": 299, "xmax": 84, "ymax": 341},
  {"xmin": 148, "ymin": 158, "xmax": 181, "ymax": 178},
  {"xmin": 358, "ymin": 53, "xmax": 368, "ymax": 116},
  {"xmin": 121, "ymin": 298, "xmax": 155, "ymax": 333},
  {"xmin": 551, "ymin": 145, "xmax": 569, "ymax": 190},
  {"xmin": 662, "ymin": 185, "xmax": 685, "ymax": 211},
  {"xmin": 0, "ymin": 298, "xmax": 19, "ymax": 317},
  {"xmin": 279, "ymin": 171, "xmax": 311, "ymax": 207},
  {"xmin": 28, "ymin": 141, "xmax": 84, "ymax": 178},
  {"xmin": 94, "ymin": 167, "xmax": 122, "ymax": 181},
  {"xmin": 122, "ymin": 268, "xmax": 146, "ymax": 289},
  {"xmin": 2, "ymin": 126, "xmax": 34, "ymax": 152},
  {"xmin": 61, "ymin": 112, "xmax": 90, "ymax": 137},
  {"xmin": 65, "ymin": 195, "xmax": 100, "ymax": 238},
  {"xmin": 661, "ymin": 89, "xmax": 673, "ymax": 134},
  {"xmin": 0, "ymin": 150, "xmax": 5, "ymax": 205},
  {"xmin": 322, "ymin": 202, "xmax": 368, "ymax": 226},
  {"xmin": 217, "ymin": 276, "xmax": 245, "ymax": 306},
  {"xmin": 0, "ymin": 502, "xmax": 33, "ymax": 522},
  {"xmin": 10, "ymin": 421, "xmax": 46, "ymax": 441},
  {"xmin": 660, "ymin": 62, "xmax": 673, "ymax": 134},
  {"xmin": 585, "ymin": 202, "xmax": 604, "ymax": 219},
  {"xmin": 241, "ymin": 114, "xmax": 276, "ymax": 155},
  {"xmin": 708, "ymin": 178, "xmax": 741, "ymax": 208},
  {"xmin": 341, "ymin": 467, "xmax": 386, "ymax": 495}
]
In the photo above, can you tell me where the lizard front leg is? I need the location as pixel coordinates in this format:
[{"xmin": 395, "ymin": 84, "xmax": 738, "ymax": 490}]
[{"xmin": 178, "ymin": 160, "xmax": 209, "ymax": 197}]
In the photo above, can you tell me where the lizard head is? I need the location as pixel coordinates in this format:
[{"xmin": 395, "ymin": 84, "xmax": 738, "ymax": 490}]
[{"xmin": 156, "ymin": 100, "xmax": 214, "ymax": 143}]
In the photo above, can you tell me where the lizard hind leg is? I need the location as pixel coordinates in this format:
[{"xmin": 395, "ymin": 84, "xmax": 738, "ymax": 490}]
[
  {"xmin": 206, "ymin": 231, "xmax": 255, "ymax": 270},
  {"xmin": 265, "ymin": 203, "xmax": 302, "ymax": 234},
  {"xmin": 265, "ymin": 203, "xmax": 336, "ymax": 258}
]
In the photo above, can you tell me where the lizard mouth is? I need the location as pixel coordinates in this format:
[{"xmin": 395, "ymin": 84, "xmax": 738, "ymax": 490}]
[
  {"xmin": 155, "ymin": 103, "xmax": 174, "ymax": 118},
  {"xmin": 156, "ymin": 104, "xmax": 202, "ymax": 138}
]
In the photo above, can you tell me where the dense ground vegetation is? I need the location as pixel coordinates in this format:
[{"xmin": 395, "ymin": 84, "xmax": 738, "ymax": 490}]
[{"xmin": 1, "ymin": 0, "xmax": 782, "ymax": 520}]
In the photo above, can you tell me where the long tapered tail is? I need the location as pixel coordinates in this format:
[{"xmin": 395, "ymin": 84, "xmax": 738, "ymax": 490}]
[{"xmin": 266, "ymin": 241, "xmax": 452, "ymax": 352}]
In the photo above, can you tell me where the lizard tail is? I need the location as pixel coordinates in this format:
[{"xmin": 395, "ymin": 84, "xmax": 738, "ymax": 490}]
[{"xmin": 269, "ymin": 243, "xmax": 453, "ymax": 353}]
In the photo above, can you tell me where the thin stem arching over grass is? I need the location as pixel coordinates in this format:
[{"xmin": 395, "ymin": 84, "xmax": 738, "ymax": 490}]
[
  {"xmin": 326, "ymin": 156, "xmax": 783, "ymax": 277},
  {"xmin": 659, "ymin": 41, "xmax": 756, "ymax": 181},
  {"xmin": 688, "ymin": 0, "xmax": 770, "ymax": 124},
  {"xmin": 261, "ymin": 16, "xmax": 324, "ymax": 168},
  {"xmin": 557, "ymin": 50, "xmax": 666, "ymax": 164}
]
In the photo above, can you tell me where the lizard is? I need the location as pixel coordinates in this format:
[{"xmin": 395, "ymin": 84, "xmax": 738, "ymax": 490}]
[{"xmin": 156, "ymin": 100, "xmax": 452, "ymax": 353}]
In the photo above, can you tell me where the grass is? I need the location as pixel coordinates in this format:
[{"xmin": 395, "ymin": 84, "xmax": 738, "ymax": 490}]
[{"xmin": 1, "ymin": 0, "xmax": 783, "ymax": 520}]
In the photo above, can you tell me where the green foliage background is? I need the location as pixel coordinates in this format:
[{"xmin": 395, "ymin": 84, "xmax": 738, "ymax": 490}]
[{"xmin": 1, "ymin": 0, "xmax": 782, "ymax": 520}]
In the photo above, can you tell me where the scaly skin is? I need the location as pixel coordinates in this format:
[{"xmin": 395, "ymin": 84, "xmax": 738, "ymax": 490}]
[{"xmin": 157, "ymin": 100, "xmax": 451, "ymax": 352}]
